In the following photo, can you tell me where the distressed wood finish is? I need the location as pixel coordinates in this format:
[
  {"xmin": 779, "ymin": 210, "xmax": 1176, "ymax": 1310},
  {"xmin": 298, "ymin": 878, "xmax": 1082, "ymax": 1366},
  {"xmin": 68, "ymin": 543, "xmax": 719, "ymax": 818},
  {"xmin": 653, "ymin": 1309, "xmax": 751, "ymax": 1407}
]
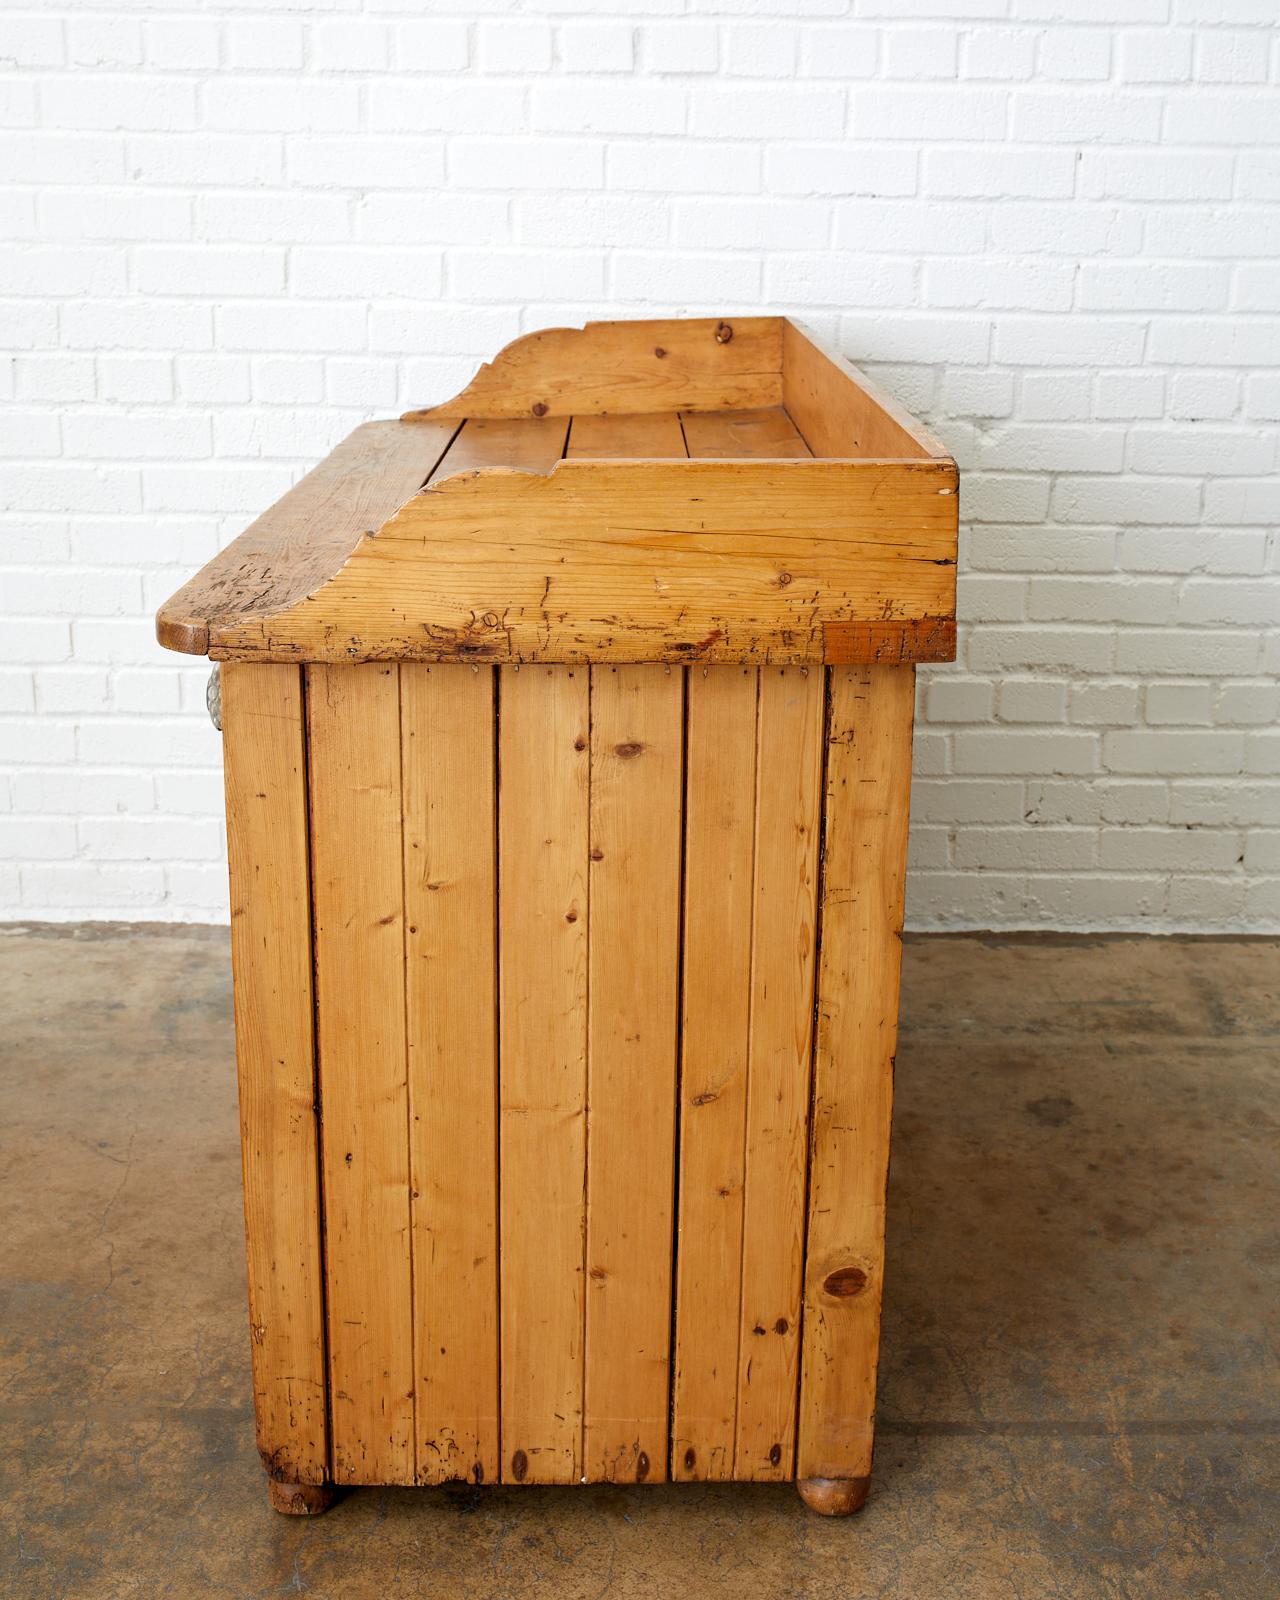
[
  {"xmin": 404, "ymin": 317, "xmax": 783, "ymax": 420},
  {"xmin": 734, "ymin": 666, "xmax": 825, "ymax": 1482},
  {"xmin": 156, "ymin": 316, "xmax": 959, "ymax": 670},
  {"xmin": 583, "ymin": 665, "xmax": 683, "ymax": 1484},
  {"xmin": 164, "ymin": 315, "xmax": 941, "ymax": 1518},
  {"xmin": 307, "ymin": 662, "xmax": 415, "ymax": 1486},
  {"xmin": 221, "ymin": 663, "xmax": 328, "ymax": 1489},
  {"xmin": 671, "ymin": 667, "xmax": 759, "ymax": 1482},
  {"xmin": 210, "ymin": 458, "xmax": 957, "ymax": 667},
  {"xmin": 158, "ymin": 421, "xmax": 457, "ymax": 656},
  {"xmin": 797, "ymin": 664, "xmax": 916, "ymax": 1486},
  {"xmin": 497, "ymin": 666, "xmax": 591, "ymax": 1486},
  {"xmin": 401, "ymin": 664, "xmax": 500, "ymax": 1487}
]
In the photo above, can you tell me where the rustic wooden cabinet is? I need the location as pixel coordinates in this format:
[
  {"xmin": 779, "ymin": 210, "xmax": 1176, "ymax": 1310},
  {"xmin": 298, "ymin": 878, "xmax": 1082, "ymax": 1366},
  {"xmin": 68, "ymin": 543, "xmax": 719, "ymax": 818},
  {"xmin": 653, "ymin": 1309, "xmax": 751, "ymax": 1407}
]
[{"xmin": 157, "ymin": 317, "xmax": 958, "ymax": 1518}]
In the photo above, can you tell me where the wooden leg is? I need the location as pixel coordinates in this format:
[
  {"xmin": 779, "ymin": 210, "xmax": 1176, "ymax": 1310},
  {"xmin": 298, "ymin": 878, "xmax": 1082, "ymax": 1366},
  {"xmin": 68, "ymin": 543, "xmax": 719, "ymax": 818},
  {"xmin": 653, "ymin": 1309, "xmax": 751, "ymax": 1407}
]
[
  {"xmin": 267, "ymin": 1478, "xmax": 336, "ymax": 1516},
  {"xmin": 796, "ymin": 1476, "xmax": 871, "ymax": 1517}
]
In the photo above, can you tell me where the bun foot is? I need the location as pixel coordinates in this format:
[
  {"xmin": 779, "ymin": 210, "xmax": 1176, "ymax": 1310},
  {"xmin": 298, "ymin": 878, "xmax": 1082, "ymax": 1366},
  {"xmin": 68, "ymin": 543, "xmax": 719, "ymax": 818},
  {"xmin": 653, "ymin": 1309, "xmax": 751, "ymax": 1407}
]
[
  {"xmin": 796, "ymin": 1476, "xmax": 870, "ymax": 1517},
  {"xmin": 268, "ymin": 1479, "xmax": 336, "ymax": 1516}
]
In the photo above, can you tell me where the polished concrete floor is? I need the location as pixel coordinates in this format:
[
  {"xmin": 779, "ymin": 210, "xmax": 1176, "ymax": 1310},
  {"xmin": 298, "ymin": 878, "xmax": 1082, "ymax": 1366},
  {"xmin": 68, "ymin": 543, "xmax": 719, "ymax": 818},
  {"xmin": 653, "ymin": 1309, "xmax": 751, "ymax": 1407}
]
[{"xmin": 0, "ymin": 926, "xmax": 1276, "ymax": 1599}]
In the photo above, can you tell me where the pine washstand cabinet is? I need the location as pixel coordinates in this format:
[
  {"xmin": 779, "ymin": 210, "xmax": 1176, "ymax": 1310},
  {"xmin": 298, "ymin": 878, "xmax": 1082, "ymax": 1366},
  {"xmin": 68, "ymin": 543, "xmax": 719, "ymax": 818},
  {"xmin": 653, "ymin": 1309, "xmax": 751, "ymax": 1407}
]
[{"xmin": 156, "ymin": 316, "xmax": 959, "ymax": 1519}]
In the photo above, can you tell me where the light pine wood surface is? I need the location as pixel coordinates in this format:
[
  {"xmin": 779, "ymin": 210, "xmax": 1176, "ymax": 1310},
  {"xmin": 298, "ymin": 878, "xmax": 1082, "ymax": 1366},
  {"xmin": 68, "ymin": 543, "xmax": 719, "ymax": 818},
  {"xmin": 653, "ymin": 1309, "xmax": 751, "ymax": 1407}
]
[
  {"xmin": 733, "ymin": 666, "xmax": 825, "ymax": 1481},
  {"xmin": 220, "ymin": 658, "xmax": 918, "ymax": 1501},
  {"xmin": 157, "ymin": 317, "xmax": 958, "ymax": 669},
  {"xmin": 200, "ymin": 457, "xmax": 956, "ymax": 667},
  {"xmin": 306, "ymin": 663, "xmax": 415, "ymax": 1486},
  {"xmin": 583, "ymin": 664, "xmax": 683, "ymax": 1484},
  {"xmin": 201, "ymin": 318, "xmax": 934, "ymax": 1511},
  {"xmin": 797, "ymin": 664, "xmax": 916, "ymax": 1483},
  {"xmin": 221, "ymin": 663, "xmax": 329, "ymax": 1489},
  {"xmin": 403, "ymin": 316, "xmax": 783, "ymax": 420},
  {"xmin": 497, "ymin": 665, "xmax": 591, "ymax": 1486},
  {"xmin": 671, "ymin": 667, "xmax": 760, "ymax": 1482},
  {"xmin": 401, "ymin": 664, "xmax": 500, "ymax": 1487}
]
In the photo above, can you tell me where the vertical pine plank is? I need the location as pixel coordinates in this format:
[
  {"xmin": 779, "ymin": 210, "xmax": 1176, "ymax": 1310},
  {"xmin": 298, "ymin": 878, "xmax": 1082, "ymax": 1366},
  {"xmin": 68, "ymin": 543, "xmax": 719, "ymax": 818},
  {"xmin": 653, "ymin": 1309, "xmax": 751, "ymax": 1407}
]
[
  {"xmin": 734, "ymin": 667, "xmax": 825, "ymax": 1481},
  {"xmin": 401, "ymin": 664, "xmax": 499, "ymax": 1487},
  {"xmin": 797, "ymin": 665, "xmax": 915, "ymax": 1484},
  {"xmin": 671, "ymin": 666, "xmax": 759, "ymax": 1482},
  {"xmin": 307, "ymin": 662, "xmax": 414, "ymax": 1486},
  {"xmin": 583, "ymin": 665, "xmax": 683, "ymax": 1484},
  {"xmin": 498, "ymin": 665, "xmax": 590, "ymax": 1485},
  {"xmin": 222, "ymin": 663, "xmax": 329, "ymax": 1488}
]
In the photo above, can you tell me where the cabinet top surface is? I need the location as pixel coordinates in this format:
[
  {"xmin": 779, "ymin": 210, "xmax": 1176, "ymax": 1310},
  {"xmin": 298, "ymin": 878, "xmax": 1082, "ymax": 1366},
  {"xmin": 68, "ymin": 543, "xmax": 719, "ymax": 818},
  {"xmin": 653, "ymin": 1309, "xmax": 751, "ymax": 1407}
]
[{"xmin": 157, "ymin": 316, "xmax": 958, "ymax": 668}]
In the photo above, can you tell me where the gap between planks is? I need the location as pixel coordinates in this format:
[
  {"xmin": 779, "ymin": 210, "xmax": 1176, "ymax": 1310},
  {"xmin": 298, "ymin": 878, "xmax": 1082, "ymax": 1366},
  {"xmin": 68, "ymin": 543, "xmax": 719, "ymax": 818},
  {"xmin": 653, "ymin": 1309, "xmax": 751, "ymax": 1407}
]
[{"xmin": 423, "ymin": 407, "xmax": 815, "ymax": 478}]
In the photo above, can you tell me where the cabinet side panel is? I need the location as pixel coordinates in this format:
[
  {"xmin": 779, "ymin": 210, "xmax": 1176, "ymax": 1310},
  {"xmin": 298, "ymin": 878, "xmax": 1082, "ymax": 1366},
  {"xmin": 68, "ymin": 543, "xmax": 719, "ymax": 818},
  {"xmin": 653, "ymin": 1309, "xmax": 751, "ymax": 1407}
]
[
  {"xmin": 307, "ymin": 662, "xmax": 415, "ymax": 1485},
  {"xmin": 583, "ymin": 665, "xmax": 683, "ymax": 1484},
  {"xmin": 498, "ymin": 665, "xmax": 590, "ymax": 1485},
  {"xmin": 733, "ymin": 667, "xmax": 825, "ymax": 1481},
  {"xmin": 222, "ymin": 663, "xmax": 329, "ymax": 1487},
  {"xmin": 402, "ymin": 665, "xmax": 500, "ymax": 1487},
  {"xmin": 671, "ymin": 667, "xmax": 759, "ymax": 1482},
  {"xmin": 797, "ymin": 665, "xmax": 915, "ymax": 1482}
]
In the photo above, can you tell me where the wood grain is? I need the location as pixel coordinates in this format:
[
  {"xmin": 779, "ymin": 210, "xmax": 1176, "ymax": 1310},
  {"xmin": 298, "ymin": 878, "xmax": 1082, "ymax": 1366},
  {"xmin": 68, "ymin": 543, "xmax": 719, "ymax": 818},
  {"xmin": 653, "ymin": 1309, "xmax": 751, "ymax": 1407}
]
[
  {"xmin": 401, "ymin": 664, "xmax": 499, "ymax": 1487},
  {"xmin": 207, "ymin": 458, "xmax": 958, "ymax": 667},
  {"xmin": 782, "ymin": 321, "xmax": 949, "ymax": 461},
  {"xmin": 566, "ymin": 411, "xmax": 687, "ymax": 459},
  {"xmin": 681, "ymin": 407, "xmax": 811, "ymax": 459},
  {"xmin": 734, "ymin": 666, "xmax": 825, "ymax": 1481},
  {"xmin": 157, "ymin": 421, "xmax": 456, "ymax": 655},
  {"xmin": 824, "ymin": 618, "xmax": 957, "ymax": 665},
  {"xmin": 498, "ymin": 665, "xmax": 591, "ymax": 1485},
  {"xmin": 403, "ymin": 317, "xmax": 782, "ymax": 420},
  {"xmin": 797, "ymin": 664, "xmax": 915, "ymax": 1483},
  {"xmin": 158, "ymin": 317, "xmax": 961, "ymax": 668},
  {"xmin": 427, "ymin": 415, "xmax": 568, "ymax": 480},
  {"xmin": 671, "ymin": 667, "xmax": 759, "ymax": 1482},
  {"xmin": 583, "ymin": 665, "xmax": 683, "ymax": 1484},
  {"xmin": 306, "ymin": 662, "xmax": 414, "ymax": 1486},
  {"xmin": 221, "ymin": 663, "xmax": 328, "ymax": 1488}
]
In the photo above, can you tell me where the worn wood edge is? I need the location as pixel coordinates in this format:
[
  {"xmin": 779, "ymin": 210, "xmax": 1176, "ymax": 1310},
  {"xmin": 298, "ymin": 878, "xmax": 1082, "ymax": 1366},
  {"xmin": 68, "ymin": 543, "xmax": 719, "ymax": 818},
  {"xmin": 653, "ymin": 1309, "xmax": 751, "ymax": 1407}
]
[
  {"xmin": 193, "ymin": 456, "xmax": 957, "ymax": 664},
  {"xmin": 157, "ymin": 613, "xmax": 210, "ymax": 655},
  {"xmin": 423, "ymin": 452, "xmax": 957, "ymax": 490},
  {"xmin": 785, "ymin": 320, "xmax": 953, "ymax": 461},
  {"xmin": 401, "ymin": 316, "xmax": 785, "ymax": 420},
  {"xmin": 823, "ymin": 618, "xmax": 957, "ymax": 664},
  {"xmin": 155, "ymin": 419, "xmax": 459, "ymax": 658}
]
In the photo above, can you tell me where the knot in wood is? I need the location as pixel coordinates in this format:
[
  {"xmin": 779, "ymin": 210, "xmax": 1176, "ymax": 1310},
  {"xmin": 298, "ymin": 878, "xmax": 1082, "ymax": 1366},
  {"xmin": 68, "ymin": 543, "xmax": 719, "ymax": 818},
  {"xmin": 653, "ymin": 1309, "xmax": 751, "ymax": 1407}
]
[
  {"xmin": 510, "ymin": 1448, "xmax": 528, "ymax": 1482},
  {"xmin": 714, "ymin": 321, "xmax": 733, "ymax": 344},
  {"xmin": 823, "ymin": 1265, "xmax": 869, "ymax": 1298}
]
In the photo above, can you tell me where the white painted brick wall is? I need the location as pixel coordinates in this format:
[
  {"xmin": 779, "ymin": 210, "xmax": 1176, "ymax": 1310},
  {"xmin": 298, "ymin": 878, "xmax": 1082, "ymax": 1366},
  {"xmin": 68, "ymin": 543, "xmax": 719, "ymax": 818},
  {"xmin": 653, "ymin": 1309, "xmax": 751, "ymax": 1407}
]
[{"xmin": 2, "ymin": 0, "xmax": 1278, "ymax": 931}]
